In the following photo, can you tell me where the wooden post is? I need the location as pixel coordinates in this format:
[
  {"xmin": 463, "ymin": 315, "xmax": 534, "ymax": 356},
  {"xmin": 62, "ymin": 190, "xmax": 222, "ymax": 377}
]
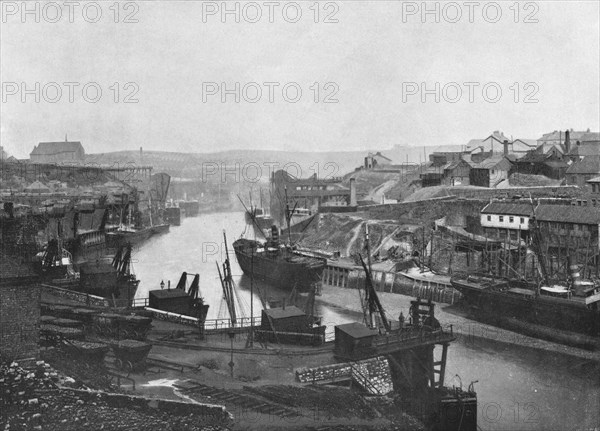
[
  {"xmin": 584, "ymin": 233, "xmax": 592, "ymax": 279},
  {"xmin": 439, "ymin": 343, "xmax": 448, "ymax": 388}
]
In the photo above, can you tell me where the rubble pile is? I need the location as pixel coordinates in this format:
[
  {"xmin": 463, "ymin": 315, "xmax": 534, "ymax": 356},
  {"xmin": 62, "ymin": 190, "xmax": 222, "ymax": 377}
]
[
  {"xmin": 0, "ymin": 360, "xmax": 58, "ymax": 405},
  {"xmin": 0, "ymin": 360, "xmax": 59, "ymax": 430},
  {"xmin": 41, "ymin": 349, "xmax": 114, "ymax": 390},
  {"xmin": 1, "ymin": 360, "xmax": 229, "ymax": 431}
]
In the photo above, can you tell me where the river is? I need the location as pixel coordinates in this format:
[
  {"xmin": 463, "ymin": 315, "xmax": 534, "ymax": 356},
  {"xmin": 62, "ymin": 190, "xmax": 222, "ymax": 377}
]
[{"xmin": 131, "ymin": 212, "xmax": 599, "ymax": 431}]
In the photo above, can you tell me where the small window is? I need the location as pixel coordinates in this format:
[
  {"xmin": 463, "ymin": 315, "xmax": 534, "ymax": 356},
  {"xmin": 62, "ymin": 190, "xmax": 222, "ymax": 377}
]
[
  {"xmin": 499, "ymin": 216, "xmax": 504, "ymax": 222},
  {"xmin": 487, "ymin": 215, "xmax": 491, "ymax": 221},
  {"xmin": 520, "ymin": 217, "xmax": 525, "ymax": 224},
  {"xmin": 509, "ymin": 216, "xmax": 514, "ymax": 223},
  {"xmin": 574, "ymin": 224, "xmax": 579, "ymax": 231}
]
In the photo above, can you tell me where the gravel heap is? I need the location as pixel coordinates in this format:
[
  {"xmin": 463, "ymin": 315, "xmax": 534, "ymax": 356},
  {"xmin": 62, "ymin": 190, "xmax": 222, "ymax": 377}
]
[
  {"xmin": 0, "ymin": 360, "xmax": 58, "ymax": 406},
  {"xmin": 1, "ymin": 360, "xmax": 229, "ymax": 431}
]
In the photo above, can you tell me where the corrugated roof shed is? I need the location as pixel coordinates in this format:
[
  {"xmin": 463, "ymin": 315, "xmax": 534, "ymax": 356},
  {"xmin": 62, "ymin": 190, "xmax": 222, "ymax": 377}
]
[
  {"xmin": 535, "ymin": 204, "xmax": 600, "ymax": 224},
  {"xmin": 482, "ymin": 202, "xmax": 533, "ymax": 216}
]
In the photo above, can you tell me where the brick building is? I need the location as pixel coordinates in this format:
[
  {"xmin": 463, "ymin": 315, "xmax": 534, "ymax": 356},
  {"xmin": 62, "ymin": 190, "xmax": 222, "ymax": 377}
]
[{"xmin": 0, "ymin": 255, "xmax": 41, "ymax": 361}]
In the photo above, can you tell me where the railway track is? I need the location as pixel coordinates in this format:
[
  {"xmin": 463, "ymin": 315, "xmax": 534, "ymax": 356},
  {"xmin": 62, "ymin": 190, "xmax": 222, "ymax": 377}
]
[{"xmin": 174, "ymin": 380, "xmax": 301, "ymax": 419}]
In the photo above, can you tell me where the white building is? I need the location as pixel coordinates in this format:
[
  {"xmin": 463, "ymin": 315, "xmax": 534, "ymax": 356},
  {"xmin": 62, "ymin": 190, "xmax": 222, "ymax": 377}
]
[{"xmin": 480, "ymin": 202, "xmax": 533, "ymax": 241}]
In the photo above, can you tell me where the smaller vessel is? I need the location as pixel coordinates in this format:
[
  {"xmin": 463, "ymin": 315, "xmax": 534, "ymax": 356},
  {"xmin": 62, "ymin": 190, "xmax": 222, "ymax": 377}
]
[
  {"xmin": 178, "ymin": 199, "xmax": 200, "ymax": 217},
  {"xmin": 106, "ymin": 200, "xmax": 169, "ymax": 247},
  {"xmin": 165, "ymin": 200, "xmax": 183, "ymax": 226},
  {"xmin": 241, "ymin": 189, "xmax": 274, "ymax": 231}
]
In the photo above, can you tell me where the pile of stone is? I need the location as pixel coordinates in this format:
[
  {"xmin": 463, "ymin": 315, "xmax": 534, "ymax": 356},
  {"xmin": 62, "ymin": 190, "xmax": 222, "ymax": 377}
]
[
  {"xmin": 1, "ymin": 360, "xmax": 230, "ymax": 431},
  {"xmin": 351, "ymin": 357, "xmax": 393, "ymax": 395},
  {"xmin": 0, "ymin": 360, "xmax": 59, "ymax": 430},
  {"xmin": 296, "ymin": 362, "xmax": 352, "ymax": 383},
  {"xmin": 0, "ymin": 360, "xmax": 58, "ymax": 406}
]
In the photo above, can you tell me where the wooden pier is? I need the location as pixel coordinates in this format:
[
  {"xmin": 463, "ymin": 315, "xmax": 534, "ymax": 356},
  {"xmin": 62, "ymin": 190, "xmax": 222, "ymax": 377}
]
[{"xmin": 321, "ymin": 261, "xmax": 461, "ymax": 304}]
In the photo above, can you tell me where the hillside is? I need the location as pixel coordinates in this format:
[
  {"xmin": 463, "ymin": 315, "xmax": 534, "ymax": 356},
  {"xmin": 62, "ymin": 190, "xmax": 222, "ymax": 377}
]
[{"xmin": 85, "ymin": 145, "xmax": 449, "ymax": 182}]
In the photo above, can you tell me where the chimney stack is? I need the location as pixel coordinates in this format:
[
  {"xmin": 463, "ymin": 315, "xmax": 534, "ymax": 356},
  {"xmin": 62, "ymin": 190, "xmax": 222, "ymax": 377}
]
[
  {"xmin": 140, "ymin": 146, "xmax": 143, "ymax": 165},
  {"xmin": 503, "ymin": 140, "xmax": 509, "ymax": 157},
  {"xmin": 350, "ymin": 178, "xmax": 357, "ymax": 206},
  {"xmin": 564, "ymin": 130, "xmax": 570, "ymax": 154}
]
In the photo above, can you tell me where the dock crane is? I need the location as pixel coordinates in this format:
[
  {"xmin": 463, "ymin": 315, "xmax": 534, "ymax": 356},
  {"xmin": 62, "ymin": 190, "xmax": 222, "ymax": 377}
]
[
  {"xmin": 358, "ymin": 224, "xmax": 392, "ymax": 332},
  {"xmin": 217, "ymin": 230, "xmax": 238, "ymax": 326}
]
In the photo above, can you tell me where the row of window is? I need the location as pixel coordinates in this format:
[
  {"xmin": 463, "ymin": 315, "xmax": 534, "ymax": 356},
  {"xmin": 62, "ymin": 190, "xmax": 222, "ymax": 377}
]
[
  {"xmin": 486, "ymin": 215, "xmax": 526, "ymax": 224},
  {"xmin": 485, "ymin": 214, "xmax": 596, "ymax": 232},
  {"xmin": 295, "ymin": 185, "xmax": 328, "ymax": 191},
  {"xmin": 542, "ymin": 222, "xmax": 594, "ymax": 232}
]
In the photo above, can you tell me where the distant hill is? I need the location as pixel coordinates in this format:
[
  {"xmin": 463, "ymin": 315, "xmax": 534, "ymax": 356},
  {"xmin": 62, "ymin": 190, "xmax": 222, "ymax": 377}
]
[{"xmin": 85, "ymin": 146, "xmax": 450, "ymax": 181}]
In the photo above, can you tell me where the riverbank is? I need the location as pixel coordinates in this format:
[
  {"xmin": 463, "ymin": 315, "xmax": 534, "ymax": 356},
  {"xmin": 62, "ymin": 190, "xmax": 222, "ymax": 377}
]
[{"xmin": 317, "ymin": 285, "xmax": 600, "ymax": 362}]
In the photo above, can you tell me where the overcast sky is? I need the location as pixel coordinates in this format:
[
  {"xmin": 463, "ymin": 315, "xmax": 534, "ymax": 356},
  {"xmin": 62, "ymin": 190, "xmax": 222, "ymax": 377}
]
[{"xmin": 1, "ymin": 1, "xmax": 599, "ymax": 158}]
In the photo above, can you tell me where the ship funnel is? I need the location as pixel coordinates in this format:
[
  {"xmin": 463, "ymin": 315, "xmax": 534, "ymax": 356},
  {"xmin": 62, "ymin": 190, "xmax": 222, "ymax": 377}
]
[
  {"xmin": 568, "ymin": 256, "xmax": 584, "ymax": 296},
  {"xmin": 271, "ymin": 225, "xmax": 279, "ymax": 244}
]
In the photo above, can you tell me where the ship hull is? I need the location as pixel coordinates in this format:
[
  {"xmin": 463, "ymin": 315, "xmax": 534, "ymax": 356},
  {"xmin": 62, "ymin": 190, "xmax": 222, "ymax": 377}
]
[
  {"xmin": 233, "ymin": 239, "xmax": 325, "ymax": 292},
  {"xmin": 106, "ymin": 224, "xmax": 169, "ymax": 248},
  {"xmin": 451, "ymin": 276, "xmax": 600, "ymax": 337}
]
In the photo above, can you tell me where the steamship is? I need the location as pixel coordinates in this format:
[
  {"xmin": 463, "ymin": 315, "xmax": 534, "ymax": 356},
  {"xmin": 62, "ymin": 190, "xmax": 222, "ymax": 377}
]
[
  {"xmin": 233, "ymin": 226, "xmax": 326, "ymax": 293},
  {"xmin": 451, "ymin": 206, "xmax": 600, "ymax": 340},
  {"xmin": 450, "ymin": 272, "xmax": 600, "ymax": 338}
]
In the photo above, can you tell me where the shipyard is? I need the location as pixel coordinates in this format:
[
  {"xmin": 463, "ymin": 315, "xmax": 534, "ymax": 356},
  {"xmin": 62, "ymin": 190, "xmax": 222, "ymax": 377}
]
[{"xmin": 2, "ymin": 2, "xmax": 600, "ymax": 431}]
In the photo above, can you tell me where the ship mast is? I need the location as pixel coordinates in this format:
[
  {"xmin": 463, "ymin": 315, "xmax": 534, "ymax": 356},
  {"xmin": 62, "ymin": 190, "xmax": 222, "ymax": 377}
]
[
  {"xmin": 218, "ymin": 230, "xmax": 237, "ymax": 325},
  {"xmin": 361, "ymin": 224, "xmax": 391, "ymax": 332},
  {"xmin": 283, "ymin": 186, "xmax": 297, "ymax": 246},
  {"xmin": 528, "ymin": 196, "xmax": 549, "ymax": 290}
]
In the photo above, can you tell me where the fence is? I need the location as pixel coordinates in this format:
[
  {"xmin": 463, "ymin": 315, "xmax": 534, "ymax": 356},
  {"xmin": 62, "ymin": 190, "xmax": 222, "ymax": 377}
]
[
  {"xmin": 144, "ymin": 307, "xmax": 262, "ymax": 332},
  {"xmin": 41, "ymin": 284, "xmax": 109, "ymax": 307}
]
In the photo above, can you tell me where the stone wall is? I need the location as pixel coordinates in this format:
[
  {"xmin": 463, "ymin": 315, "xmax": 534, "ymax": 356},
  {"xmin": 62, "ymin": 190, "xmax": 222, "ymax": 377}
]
[{"xmin": 0, "ymin": 283, "xmax": 41, "ymax": 360}]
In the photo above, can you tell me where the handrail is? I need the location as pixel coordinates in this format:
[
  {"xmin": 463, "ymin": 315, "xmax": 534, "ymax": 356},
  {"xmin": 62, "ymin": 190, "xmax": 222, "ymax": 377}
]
[{"xmin": 349, "ymin": 362, "xmax": 381, "ymax": 395}]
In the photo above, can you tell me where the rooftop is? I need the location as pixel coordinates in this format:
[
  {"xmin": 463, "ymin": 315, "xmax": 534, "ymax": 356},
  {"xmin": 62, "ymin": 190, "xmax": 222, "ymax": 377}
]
[
  {"xmin": 336, "ymin": 322, "xmax": 378, "ymax": 339},
  {"xmin": 30, "ymin": 141, "xmax": 84, "ymax": 156},
  {"xmin": 566, "ymin": 155, "xmax": 600, "ymax": 175},
  {"xmin": 471, "ymin": 155, "xmax": 512, "ymax": 170},
  {"xmin": 535, "ymin": 204, "xmax": 600, "ymax": 225},
  {"xmin": 482, "ymin": 202, "xmax": 533, "ymax": 216}
]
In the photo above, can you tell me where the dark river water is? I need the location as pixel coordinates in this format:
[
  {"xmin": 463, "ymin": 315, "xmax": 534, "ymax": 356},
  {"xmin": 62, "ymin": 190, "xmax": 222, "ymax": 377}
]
[{"xmin": 131, "ymin": 212, "xmax": 599, "ymax": 431}]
